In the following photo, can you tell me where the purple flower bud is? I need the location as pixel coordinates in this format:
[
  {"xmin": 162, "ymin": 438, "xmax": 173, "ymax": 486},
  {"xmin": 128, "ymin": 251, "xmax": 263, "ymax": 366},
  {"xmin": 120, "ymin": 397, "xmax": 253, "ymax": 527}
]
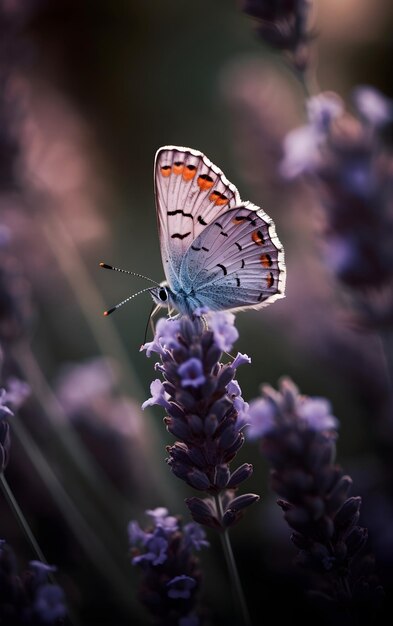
[
  {"xmin": 185, "ymin": 496, "xmax": 221, "ymax": 529},
  {"xmin": 227, "ymin": 463, "xmax": 253, "ymax": 488},
  {"xmin": 187, "ymin": 469, "xmax": 211, "ymax": 491},
  {"xmin": 335, "ymin": 496, "xmax": 362, "ymax": 529}
]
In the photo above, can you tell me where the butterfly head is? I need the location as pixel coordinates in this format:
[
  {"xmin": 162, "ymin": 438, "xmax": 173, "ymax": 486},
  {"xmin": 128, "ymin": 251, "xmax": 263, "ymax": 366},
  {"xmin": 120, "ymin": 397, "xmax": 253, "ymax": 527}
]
[{"xmin": 149, "ymin": 282, "xmax": 172, "ymax": 310}]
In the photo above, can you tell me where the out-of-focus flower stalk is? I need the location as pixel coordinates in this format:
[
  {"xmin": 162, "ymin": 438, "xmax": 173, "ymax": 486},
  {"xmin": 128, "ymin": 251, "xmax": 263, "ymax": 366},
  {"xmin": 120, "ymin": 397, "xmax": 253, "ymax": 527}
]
[
  {"xmin": 280, "ymin": 88, "xmax": 393, "ymax": 430},
  {"xmin": 248, "ymin": 377, "xmax": 384, "ymax": 624}
]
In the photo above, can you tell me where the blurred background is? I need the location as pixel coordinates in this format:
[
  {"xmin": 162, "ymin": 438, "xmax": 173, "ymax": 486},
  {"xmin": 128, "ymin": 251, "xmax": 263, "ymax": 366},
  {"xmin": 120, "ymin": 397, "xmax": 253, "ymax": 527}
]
[{"xmin": 1, "ymin": 0, "xmax": 393, "ymax": 624}]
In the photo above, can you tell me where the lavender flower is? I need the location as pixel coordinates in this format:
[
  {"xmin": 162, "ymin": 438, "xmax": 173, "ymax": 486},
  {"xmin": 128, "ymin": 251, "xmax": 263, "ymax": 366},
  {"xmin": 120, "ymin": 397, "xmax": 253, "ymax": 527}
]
[
  {"xmin": 248, "ymin": 377, "xmax": 384, "ymax": 623},
  {"xmin": 280, "ymin": 87, "xmax": 393, "ymax": 326},
  {"xmin": 242, "ymin": 0, "xmax": 313, "ymax": 70},
  {"xmin": 142, "ymin": 313, "xmax": 259, "ymax": 530},
  {"xmin": 129, "ymin": 507, "xmax": 209, "ymax": 626},
  {"xmin": 0, "ymin": 541, "xmax": 66, "ymax": 625}
]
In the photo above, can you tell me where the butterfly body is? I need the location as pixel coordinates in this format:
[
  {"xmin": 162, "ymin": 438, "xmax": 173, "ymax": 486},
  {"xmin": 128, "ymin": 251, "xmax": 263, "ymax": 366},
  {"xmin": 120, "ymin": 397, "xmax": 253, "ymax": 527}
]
[{"xmin": 152, "ymin": 145, "xmax": 286, "ymax": 317}]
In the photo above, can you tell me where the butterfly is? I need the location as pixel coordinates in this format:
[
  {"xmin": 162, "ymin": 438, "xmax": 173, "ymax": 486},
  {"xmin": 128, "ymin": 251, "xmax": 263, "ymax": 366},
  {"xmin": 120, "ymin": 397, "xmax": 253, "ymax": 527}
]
[{"xmin": 101, "ymin": 145, "xmax": 286, "ymax": 318}]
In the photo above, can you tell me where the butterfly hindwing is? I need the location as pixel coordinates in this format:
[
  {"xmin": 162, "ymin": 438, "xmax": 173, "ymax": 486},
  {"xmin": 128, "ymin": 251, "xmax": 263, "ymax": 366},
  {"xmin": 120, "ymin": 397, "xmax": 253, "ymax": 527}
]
[
  {"xmin": 179, "ymin": 203, "xmax": 286, "ymax": 312},
  {"xmin": 154, "ymin": 146, "xmax": 241, "ymax": 289}
]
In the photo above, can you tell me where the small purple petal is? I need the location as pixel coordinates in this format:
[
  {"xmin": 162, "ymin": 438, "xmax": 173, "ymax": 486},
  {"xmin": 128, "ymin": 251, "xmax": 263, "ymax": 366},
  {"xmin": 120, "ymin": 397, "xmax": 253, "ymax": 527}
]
[
  {"xmin": 297, "ymin": 397, "xmax": 339, "ymax": 432},
  {"xmin": 166, "ymin": 574, "xmax": 196, "ymax": 599},
  {"xmin": 247, "ymin": 397, "xmax": 277, "ymax": 439},
  {"xmin": 178, "ymin": 358, "xmax": 206, "ymax": 388},
  {"xmin": 142, "ymin": 379, "xmax": 171, "ymax": 411},
  {"xmin": 206, "ymin": 311, "xmax": 239, "ymax": 352},
  {"xmin": 34, "ymin": 584, "xmax": 66, "ymax": 624},
  {"xmin": 183, "ymin": 523, "xmax": 209, "ymax": 551},
  {"xmin": 231, "ymin": 353, "xmax": 251, "ymax": 368},
  {"xmin": 353, "ymin": 85, "xmax": 393, "ymax": 126}
]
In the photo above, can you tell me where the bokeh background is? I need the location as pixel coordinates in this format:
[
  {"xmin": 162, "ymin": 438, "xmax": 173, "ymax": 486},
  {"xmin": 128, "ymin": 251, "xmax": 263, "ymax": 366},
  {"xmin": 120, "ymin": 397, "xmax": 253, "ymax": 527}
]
[{"xmin": 1, "ymin": 1, "xmax": 393, "ymax": 624}]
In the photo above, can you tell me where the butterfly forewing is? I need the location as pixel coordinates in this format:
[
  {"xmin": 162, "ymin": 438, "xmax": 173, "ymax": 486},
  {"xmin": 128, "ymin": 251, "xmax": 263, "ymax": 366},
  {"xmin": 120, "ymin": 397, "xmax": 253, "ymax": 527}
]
[
  {"xmin": 179, "ymin": 203, "xmax": 286, "ymax": 312},
  {"xmin": 154, "ymin": 146, "xmax": 241, "ymax": 289}
]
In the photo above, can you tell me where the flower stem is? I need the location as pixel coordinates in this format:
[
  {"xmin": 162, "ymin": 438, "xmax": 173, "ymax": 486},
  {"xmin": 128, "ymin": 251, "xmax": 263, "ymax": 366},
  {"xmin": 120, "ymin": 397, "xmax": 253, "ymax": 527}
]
[
  {"xmin": 214, "ymin": 494, "xmax": 252, "ymax": 626},
  {"xmin": 0, "ymin": 471, "xmax": 53, "ymax": 575}
]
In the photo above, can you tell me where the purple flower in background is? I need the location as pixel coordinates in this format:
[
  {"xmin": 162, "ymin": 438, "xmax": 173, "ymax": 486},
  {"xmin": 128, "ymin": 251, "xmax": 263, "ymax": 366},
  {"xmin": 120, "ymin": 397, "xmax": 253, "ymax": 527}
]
[
  {"xmin": 141, "ymin": 314, "xmax": 259, "ymax": 530},
  {"xmin": 0, "ymin": 541, "xmax": 67, "ymax": 625},
  {"xmin": 280, "ymin": 87, "xmax": 393, "ymax": 326},
  {"xmin": 34, "ymin": 584, "xmax": 66, "ymax": 624},
  {"xmin": 129, "ymin": 508, "xmax": 208, "ymax": 625},
  {"xmin": 166, "ymin": 575, "xmax": 196, "ymax": 599},
  {"xmin": 242, "ymin": 0, "xmax": 313, "ymax": 70},
  {"xmin": 248, "ymin": 377, "xmax": 384, "ymax": 622}
]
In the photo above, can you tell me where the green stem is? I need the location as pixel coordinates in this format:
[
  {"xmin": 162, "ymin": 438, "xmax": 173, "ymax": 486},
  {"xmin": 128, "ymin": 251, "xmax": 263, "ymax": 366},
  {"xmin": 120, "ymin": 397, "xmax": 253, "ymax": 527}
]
[
  {"xmin": 0, "ymin": 471, "xmax": 52, "ymax": 576},
  {"xmin": 214, "ymin": 494, "xmax": 252, "ymax": 626}
]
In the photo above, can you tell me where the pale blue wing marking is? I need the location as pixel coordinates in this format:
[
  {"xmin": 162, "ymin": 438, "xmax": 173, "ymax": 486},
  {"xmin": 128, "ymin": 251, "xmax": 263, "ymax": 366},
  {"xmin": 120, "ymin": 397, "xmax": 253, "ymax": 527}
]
[{"xmin": 179, "ymin": 203, "xmax": 286, "ymax": 312}]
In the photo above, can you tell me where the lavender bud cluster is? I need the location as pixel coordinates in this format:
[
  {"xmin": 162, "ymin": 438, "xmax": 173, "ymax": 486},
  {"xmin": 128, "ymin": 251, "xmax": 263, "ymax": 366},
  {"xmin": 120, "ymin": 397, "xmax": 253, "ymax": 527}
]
[
  {"xmin": 281, "ymin": 88, "xmax": 393, "ymax": 326},
  {"xmin": 129, "ymin": 507, "xmax": 209, "ymax": 626},
  {"xmin": 248, "ymin": 377, "xmax": 384, "ymax": 622},
  {"xmin": 142, "ymin": 312, "xmax": 259, "ymax": 530},
  {"xmin": 0, "ymin": 542, "xmax": 66, "ymax": 625},
  {"xmin": 242, "ymin": 0, "xmax": 313, "ymax": 70}
]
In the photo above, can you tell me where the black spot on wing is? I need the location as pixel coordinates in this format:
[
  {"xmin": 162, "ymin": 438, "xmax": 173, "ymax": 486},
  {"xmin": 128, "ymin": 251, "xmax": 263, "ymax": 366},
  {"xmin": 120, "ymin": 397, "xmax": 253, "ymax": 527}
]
[
  {"xmin": 235, "ymin": 242, "xmax": 242, "ymax": 251},
  {"xmin": 191, "ymin": 245, "xmax": 210, "ymax": 252},
  {"xmin": 167, "ymin": 209, "xmax": 193, "ymax": 218},
  {"xmin": 216, "ymin": 264, "xmax": 227, "ymax": 276},
  {"xmin": 171, "ymin": 232, "xmax": 191, "ymax": 240},
  {"xmin": 198, "ymin": 216, "xmax": 208, "ymax": 226}
]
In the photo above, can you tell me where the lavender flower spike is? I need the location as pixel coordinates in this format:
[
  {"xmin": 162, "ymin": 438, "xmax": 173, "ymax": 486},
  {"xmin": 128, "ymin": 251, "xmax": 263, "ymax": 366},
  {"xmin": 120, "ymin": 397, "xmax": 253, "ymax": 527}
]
[
  {"xmin": 248, "ymin": 377, "xmax": 384, "ymax": 623},
  {"xmin": 129, "ymin": 508, "xmax": 209, "ymax": 625},
  {"xmin": 141, "ymin": 313, "xmax": 259, "ymax": 530}
]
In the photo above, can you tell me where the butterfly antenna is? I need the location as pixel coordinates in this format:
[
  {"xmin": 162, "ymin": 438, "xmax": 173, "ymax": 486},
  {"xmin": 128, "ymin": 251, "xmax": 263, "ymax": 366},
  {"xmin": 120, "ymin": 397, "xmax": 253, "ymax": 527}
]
[
  {"xmin": 103, "ymin": 286, "xmax": 153, "ymax": 316},
  {"xmin": 99, "ymin": 262, "xmax": 161, "ymax": 287}
]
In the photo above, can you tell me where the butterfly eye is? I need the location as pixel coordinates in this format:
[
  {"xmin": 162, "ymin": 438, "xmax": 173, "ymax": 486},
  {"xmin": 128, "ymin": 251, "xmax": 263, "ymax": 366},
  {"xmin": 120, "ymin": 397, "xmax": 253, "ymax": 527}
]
[{"xmin": 159, "ymin": 288, "xmax": 168, "ymax": 302}]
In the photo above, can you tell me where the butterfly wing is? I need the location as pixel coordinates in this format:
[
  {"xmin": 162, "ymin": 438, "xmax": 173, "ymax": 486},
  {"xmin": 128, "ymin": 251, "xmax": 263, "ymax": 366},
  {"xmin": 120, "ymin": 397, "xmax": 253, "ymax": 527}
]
[
  {"xmin": 179, "ymin": 203, "xmax": 286, "ymax": 312},
  {"xmin": 154, "ymin": 146, "xmax": 241, "ymax": 290}
]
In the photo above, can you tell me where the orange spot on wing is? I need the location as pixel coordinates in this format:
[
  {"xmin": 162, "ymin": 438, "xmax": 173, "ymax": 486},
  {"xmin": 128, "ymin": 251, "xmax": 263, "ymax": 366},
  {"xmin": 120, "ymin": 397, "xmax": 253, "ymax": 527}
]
[
  {"xmin": 252, "ymin": 230, "xmax": 265, "ymax": 246},
  {"xmin": 183, "ymin": 164, "xmax": 197, "ymax": 181},
  {"xmin": 209, "ymin": 190, "xmax": 229, "ymax": 206},
  {"xmin": 161, "ymin": 165, "xmax": 172, "ymax": 177},
  {"xmin": 173, "ymin": 162, "xmax": 184, "ymax": 175},
  {"xmin": 198, "ymin": 174, "xmax": 214, "ymax": 191},
  {"xmin": 260, "ymin": 253, "xmax": 272, "ymax": 268},
  {"xmin": 266, "ymin": 272, "xmax": 274, "ymax": 288}
]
